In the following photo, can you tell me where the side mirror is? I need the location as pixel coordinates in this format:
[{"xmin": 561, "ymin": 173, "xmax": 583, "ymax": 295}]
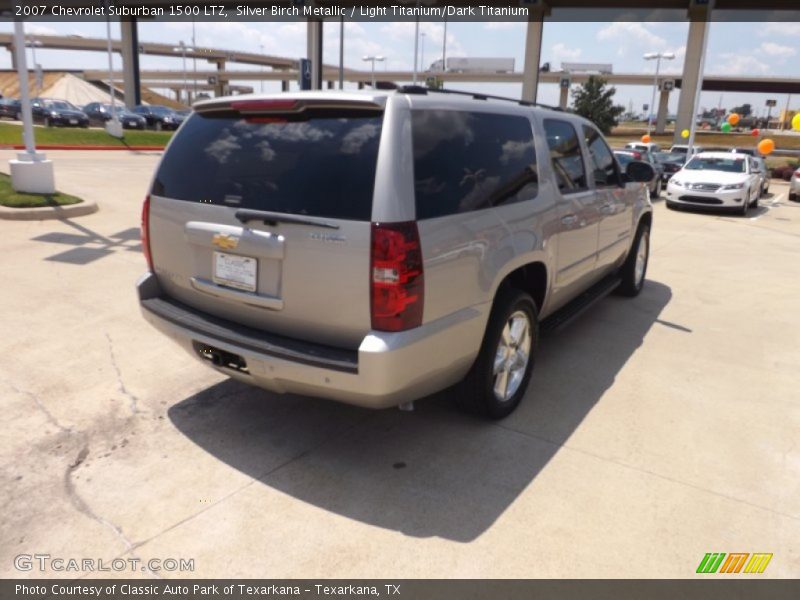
[{"xmin": 625, "ymin": 160, "xmax": 655, "ymax": 183}]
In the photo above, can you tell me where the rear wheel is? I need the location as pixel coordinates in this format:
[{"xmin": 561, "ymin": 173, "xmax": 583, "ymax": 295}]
[
  {"xmin": 456, "ymin": 287, "xmax": 538, "ymax": 419},
  {"xmin": 616, "ymin": 221, "xmax": 650, "ymax": 297}
]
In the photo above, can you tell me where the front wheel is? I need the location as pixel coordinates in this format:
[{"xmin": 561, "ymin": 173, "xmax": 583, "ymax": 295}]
[
  {"xmin": 650, "ymin": 178, "xmax": 661, "ymax": 199},
  {"xmin": 616, "ymin": 221, "xmax": 650, "ymax": 297},
  {"xmin": 154, "ymin": 121, "xmax": 163, "ymax": 131},
  {"xmin": 740, "ymin": 191, "xmax": 750, "ymax": 216},
  {"xmin": 456, "ymin": 288, "xmax": 538, "ymax": 419}
]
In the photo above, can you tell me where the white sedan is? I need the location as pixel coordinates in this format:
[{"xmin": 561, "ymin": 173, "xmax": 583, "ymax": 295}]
[{"xmin": 666, "ymin": 152, "xmax": 761, "ymax": 216}]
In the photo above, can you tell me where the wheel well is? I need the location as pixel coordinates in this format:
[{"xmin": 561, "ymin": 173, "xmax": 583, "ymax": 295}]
[
  {"xmin": 638, "ymin": 211, "xmax": 652, "ymax": 233},
  {"xmin": 503, "ymin": 262, "xmax": 547, "ymax": 312}
]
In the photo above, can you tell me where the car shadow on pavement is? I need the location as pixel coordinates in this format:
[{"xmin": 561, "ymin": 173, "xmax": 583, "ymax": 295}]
[{"xmin": 169, "ymin": 281, "xmax": 673, "ymax": 542}]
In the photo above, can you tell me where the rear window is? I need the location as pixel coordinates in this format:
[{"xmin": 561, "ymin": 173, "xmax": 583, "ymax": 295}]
[
  {"xmin": 152, "ymin": 112, "xmax": 383, "ymax": 221},
  {"xmin": 411, "ymin": 110, "xmax": 538, "ymax": 220}
]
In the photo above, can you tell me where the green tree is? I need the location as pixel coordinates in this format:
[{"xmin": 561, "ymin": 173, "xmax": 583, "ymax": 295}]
[{"xmin": 570, "ymin": 76, "xmax": 625, "ymax": 135}]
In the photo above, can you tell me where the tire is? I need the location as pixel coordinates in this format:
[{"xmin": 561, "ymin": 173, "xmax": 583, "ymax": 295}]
[
  {"xmin": 456, "ymin": 287, "xmax": 538, "ymax": 419},
  {"xmin": 751, "ymin": 194, "xmax": 759, "ymax": 209},
  {"xmin": 155, "ymin": 121, "xmax": 163, "ymax": 132},
  {"xmin": 740, "ymin": 191, "xmax": 750, "ymax": 216},
  {"xmin": 650, "ymin": 178, "xmax": 661, "ymax": 199},
  {"xmin": 790, "ymin": 192, "xmax": 798, "ymax": 202},
  {"xmin": 666, "ymin": 200, "xmax": 678, "ymax": 210},
  {"xmin": 44, "ymin": 117, "xmax": 51, "ymax": 127},
  {"xmin": 616, "ymin": 221, "xmax": 650, "ymax": 297},
  {"xmin": 15, "ymin": 111, "xmax": 21, "ymax": 121}
]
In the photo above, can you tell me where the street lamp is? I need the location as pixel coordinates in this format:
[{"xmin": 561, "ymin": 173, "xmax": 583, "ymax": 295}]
[
  {"xmin": 362, "ymin": 55, "xmax": 385, "ymax": 88},
  {"xmin": 644, "ymin": 51, "xmax": 675, "ymax": 136},
  {"xmin": 173, "ymin": 41, "xmax": 193, "ymax": 105}
]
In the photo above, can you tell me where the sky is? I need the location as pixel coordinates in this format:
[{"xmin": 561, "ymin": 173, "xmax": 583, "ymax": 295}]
[{"xmin": 1, "ymin": 17, "xmax": 798, "ymax": 115}]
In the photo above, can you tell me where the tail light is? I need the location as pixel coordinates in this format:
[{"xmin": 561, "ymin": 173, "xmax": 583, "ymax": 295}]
[
  {"xmin": 632, "ymin": 151, "xmax": 642, "ymax": 159},
  {"xmin": 370, "ymin": 222, "xmax": 424, "ymax": 332},
  {"xmin": 141, "ymin": 195, "xmax": 153, "ymax": 272}
]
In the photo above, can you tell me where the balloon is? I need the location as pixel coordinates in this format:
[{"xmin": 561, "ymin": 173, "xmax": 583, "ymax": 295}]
[
  {"xmin": 792, "ymin": 113, "xmax": 800, "ymax": 131},
  {"xmin": 681, "ymin": 129, "xmax": 690, "ymax": 138},
  {"xmin": 751, "ymin": 128, "xmax": 759, "ymax": 137},
  {"xmin": 727, "ymin": 113, "xmax": 740, "ymax": 126},
  {"xmin": 720, "ymin": 122, "xmax": 732, "ymax": 133},
  {"xmin": 757, "ymin": 139, "xmax": 775, "ymax": 155},
  {"xmin": 641, "ymin": 134, "xmax": 651, "ymax": 143}
]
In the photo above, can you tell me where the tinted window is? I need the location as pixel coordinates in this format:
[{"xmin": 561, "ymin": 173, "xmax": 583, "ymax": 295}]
[
  {"xmin": 583, "ymin": 125, "xmax": 619, "ymax": 187},
  {"xmin": 411, "ymin": 110, "xmax": 538, "ymax": 219},
  {"xmin": 152, "ymin": 111, "xmax": 383, "ymax": 221},
  {"xmin": 614, "ymin": 152, "xmax": 634, "ymax": 168},
  {"xmin": 544, "ymin": 119, "xmax": 587, "ymax": 193}
]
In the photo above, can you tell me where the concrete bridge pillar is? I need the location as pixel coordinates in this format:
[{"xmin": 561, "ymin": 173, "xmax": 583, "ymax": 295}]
[
  {"xmin": 656, "ymin": 88, "xmax": 670, "ymax": 134},
  {"xmin": 306, "ymin": 20, "xmax": 323, "ymax": 90},
  {"xmin": 521, "ymin": 5, "xmax": 549, "ymax": 103},
  {"xmin": 674, "ymin": 5, "xmax": 712, "ymax": 144},
  {"xmin": 559, "ymin": 84, "xmax": 569, "ymax": 110},
  {"xmin": 120, "ymin": 19, "xmax": 141, "ymax": 108}
]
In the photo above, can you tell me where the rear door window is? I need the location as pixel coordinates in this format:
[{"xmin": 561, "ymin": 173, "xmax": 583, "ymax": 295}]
[
  {"xmin": 411, "ymin": 110, "xmax": 538, "ymax": 220},
  {"xmin": 152, "ymin": 111, "xmax": 383, "ymax": 221},
  {"xmin": 544, "ymin": 119, "xmax": 587, "ymax": 193}
]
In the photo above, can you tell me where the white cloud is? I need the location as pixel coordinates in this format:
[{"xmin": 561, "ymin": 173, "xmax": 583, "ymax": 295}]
[
  {"xmin": 597, "ymin": 22, "xmax": 667, "ymax": 50},
  {"xmin": 758, "ymin": 42, "xmax": 796, "ymax": 59},
  {"xmin": 760, "ymin": 22, "xmax": 800, "ymax": 37},
  {"xmin": 714, "ymin": 53, "xmax": 770, "ymax": 76},
  {"xmin": 484, "ymin": 22, "xmax": 525, "ymax": 31},
  {"xmin": 550, "ymin": 42, "xmax": 581, "ymax": 67},
  {"xmin": 27, "ymin": 25, "xmax": 58, "ymax": 36}
]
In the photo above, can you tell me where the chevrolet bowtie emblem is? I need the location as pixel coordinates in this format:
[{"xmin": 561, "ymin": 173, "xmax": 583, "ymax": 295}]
[{"xmin": 212, "ymin": 233, "xmax": 239, "ymax": 250}]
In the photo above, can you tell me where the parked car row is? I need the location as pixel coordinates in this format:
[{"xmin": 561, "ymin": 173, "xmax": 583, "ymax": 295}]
[{"xmin": 0, "ymin": 97, "xmax": 185, "ymax": 131}]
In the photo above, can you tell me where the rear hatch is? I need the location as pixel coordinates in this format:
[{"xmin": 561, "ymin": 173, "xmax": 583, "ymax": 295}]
[{"xmin": 148, "ymin": 96, "xmax": 386, "ymax": 349}]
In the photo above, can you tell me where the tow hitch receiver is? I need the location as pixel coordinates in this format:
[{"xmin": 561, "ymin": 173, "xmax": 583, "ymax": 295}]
[{"xmin": 193, "ymin": 342, "xmax": 249, "ymax": 374}]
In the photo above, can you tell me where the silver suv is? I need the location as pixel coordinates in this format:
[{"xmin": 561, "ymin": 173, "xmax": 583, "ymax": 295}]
[{"xmin": 138, "ymin": 88, "xmax": 654, "ymax": 418}]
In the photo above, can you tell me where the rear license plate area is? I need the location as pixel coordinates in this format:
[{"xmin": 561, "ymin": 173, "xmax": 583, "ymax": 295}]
[
  {"xmin": 213, "ymin": 251, "xmax": 257, "ymax": 293},
  {"xmin": 193, "ymin": 342, "xmax": 249, "ymax": 374}
]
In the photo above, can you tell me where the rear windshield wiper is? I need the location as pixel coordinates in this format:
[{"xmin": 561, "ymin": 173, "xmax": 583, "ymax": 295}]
[{"xmin": 235, "ymin": 209, "xmax": 340, "ymax": 230}]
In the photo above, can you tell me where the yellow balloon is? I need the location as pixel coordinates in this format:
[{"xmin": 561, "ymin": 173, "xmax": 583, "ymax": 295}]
[
  {"xmin": 792, "ymin": 113, "xmax": 800, "ymax": 132},
  {"xmin": 727, "ymin": 113, "xmax": 740, "ymax": 126},
  {"xmin": 681, "ymin": 129, "xmax": 690, "ymax": 138},
  {"xmin": 757, "ymin": 139, "xmax": 775, "ymax": 155}
]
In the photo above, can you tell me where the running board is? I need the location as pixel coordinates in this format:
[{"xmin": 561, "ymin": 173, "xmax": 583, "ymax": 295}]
[{"xmin": 540, "ymin": 275, "xmax": 621, "ymax": 335}]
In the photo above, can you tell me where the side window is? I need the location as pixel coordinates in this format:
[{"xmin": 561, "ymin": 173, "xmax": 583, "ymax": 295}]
[
  {"xmin": 411, "ymin": 110, "xmax": 538, "ymax": 220},
  {"xmin": 583, "ymin": 125, "xmax": 619, "ymax": 188},
  {"xmin": 543, "ymin": 119, "xmax": 587, "ymax": 193}
]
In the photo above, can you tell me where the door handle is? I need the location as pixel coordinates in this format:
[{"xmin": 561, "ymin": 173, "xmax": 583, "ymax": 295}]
[{"xmin": 561, "ymin": 214, "xmax": 578, "ymax": 227}]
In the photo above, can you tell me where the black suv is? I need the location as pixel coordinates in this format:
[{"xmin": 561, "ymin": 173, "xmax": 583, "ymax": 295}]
[
  {"xmin": 0, "ymin": 98, "xmax": 20, "ymax": 120},
  {"xmin": 132, "ymin": 105, "xmax": 182, "ymax": 131}
]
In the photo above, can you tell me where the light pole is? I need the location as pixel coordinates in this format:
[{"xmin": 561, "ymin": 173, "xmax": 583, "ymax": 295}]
[
  {"xmin": 643, "ymin": 51, "xmax": 674, "ymax": 137},
  {"xmin": 104, "ymin": 5, "xmax": 122, "ymax": 138},
  {"xmin": 25, "ymin": 38, "xmax": 43, "ymax": 96},
  {"xmin": 173, "ymin": 41, "xmax": 192, "ymax": 105},
  {"xmin": 362, "ymin": 55, "xmax": 385, "ymax": 88},
  {"xmin": 259, "ymin": 44, "xmax": 265, "ymax": 93},
  {"xmin": 420, "ymin": 32, "xmax": 426, "ymax": 74},
  {"xmin": 192, "ymin": 19, "xmax": 197, "ymax": 100}
]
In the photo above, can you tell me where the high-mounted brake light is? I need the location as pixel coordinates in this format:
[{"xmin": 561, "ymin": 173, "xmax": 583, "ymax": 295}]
[
  {"xmin": 141, "ymin": 195, "xmax": 154, "ymax": 272},
  {"xmin": 231, "ymin": 99, "xmax": 299, "ymax": 113},
  {"xmin": 370, "ymin": 222, "xmax": 424, "ymax": 332}
]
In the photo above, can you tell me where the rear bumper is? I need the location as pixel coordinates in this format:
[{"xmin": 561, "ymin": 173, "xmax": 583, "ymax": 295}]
[{"xmin": 137, "ymin": 272, "xmax": 487, "ymax": 408}]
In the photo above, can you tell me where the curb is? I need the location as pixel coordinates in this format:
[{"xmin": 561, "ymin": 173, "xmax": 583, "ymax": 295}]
[
  {"xmin": 1, "ymin": 145, "xmax": 164, "ymax": 152},
  {"xmin": 0, "ymin": 200, "xmax": 99, "ymax": 220}
]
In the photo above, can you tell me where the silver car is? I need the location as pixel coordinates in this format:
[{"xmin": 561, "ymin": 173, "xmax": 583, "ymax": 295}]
[{"xmin": 138, "ymin": 89, "xmax": 654, "ymax": 418}]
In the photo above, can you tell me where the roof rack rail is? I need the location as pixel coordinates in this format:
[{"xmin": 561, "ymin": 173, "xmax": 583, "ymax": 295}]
[{"xmin": 395, "ymin": 85, "xmax": 562, "ymax": 111}]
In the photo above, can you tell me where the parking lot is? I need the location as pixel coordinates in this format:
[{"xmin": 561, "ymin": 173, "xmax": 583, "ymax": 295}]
[{"xmin": 1, "ymin": 149, "xmax": 798, "ymax": 578}]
